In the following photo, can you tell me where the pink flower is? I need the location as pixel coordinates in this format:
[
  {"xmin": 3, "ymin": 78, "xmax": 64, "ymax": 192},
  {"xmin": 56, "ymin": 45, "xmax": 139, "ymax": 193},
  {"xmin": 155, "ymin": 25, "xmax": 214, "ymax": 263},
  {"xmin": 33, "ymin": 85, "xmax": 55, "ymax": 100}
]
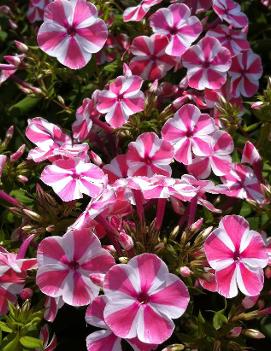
[
  {"xmin": 37, "ymin": 0, "xmax": 108, "ymax": 69},
  {"xmin": 212, "ymin": 0, "xmax": 248, "ymax": 28},
  {"xmin": 206, "ymin": 25, "xmax": 250, "ymax": 56},
  {"xmin": 130, "ymin": 34, "xmax": 176, "ymax": 81},
  {"xmin": 204, "ymin": 215, "xmax": 268, "ymax": 298},
  {"xmin": 103, "ymin": 155, "xmax": 128, "ymax": 184},
  {"xmin": 229, "ymin": 50, "xmax": 263, "ymax": 97},
  {"xmin": 179, "ymin": 0, "xmax": 212, "ymax": 12},
  {"xmin": 242, "ymin": 141, "xmax": 262, "ymax": 180},
  {"xmin": 126, "ymin": 132, "xmax": 174, "ymax": 177},
  {"xmin": 187, "ymin": 130, "xmax": 234, "ymax": 179},
  {"xmin": 123, "ymin": 0, "xmax": 163, "ymax": 22},
  {"xmin": 149, "ymin": 3, "xmax": 202, "ymax": 57},
  {"xmin": 0, "ymin": 54, "xmax": 25, "ymax": 85},
  {"xmin": 36, "ymin": 229, "xmax": 115, "ymax": 306},
  {"xmin": 161, "ymin": 104, "xmax": 216, "ymax": 165},
  {"xmin": 220, "ymin": 164, "xmax": 265, "ymax": 203},
  {"xmin": 72, "ymin": 98, "xmax": 99, "ymax": 142},
  {"xmin": 44, "ymin": 296, "xmax": 64, "ymax": 322},
  {"xmin": 0, "ymin": 155, "xmax": 7, "ymax": 179},
  {"xmin": 103, "ymin": 253, "xmax": 190, "ymax": 344},
  {"xmin": 182, "ymin": 36, "xmax": 232, "ymax": 90},
  {"xmin": 39, "ymin": 324, "xmax": 57, "ymax": 351},
  {"xmin": 96, "ymin": 75, "xmax": 145, "ymax": 128},
  {"xmin": 27, "ymin": 0, "xmax": 51, "ymax": 23},
  {"xmin": 40, "ymin": 158, "xmax": 106, "ymax": 202}
]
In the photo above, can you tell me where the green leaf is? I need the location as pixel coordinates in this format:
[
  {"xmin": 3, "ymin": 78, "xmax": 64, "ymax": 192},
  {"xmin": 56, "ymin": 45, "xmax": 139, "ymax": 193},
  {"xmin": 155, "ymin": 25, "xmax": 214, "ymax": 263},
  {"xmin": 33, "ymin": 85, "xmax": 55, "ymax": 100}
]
[
  {"xmin": 0, "ymin": 321, "xmax": 13, "ymax": 333},
  {"xmin": 10, "ymin": 189, "xmax": 33, "ymax": 206},
  {"xmin": 9, "ymin": 96, "xmax": 41, "ymax": 117},
  {"xmin": 2, "ymin": 334, "xmax": 20, "ymax": 351},
  {"xmin": 213, "ymin": 311, "xmax": 228, "ymax": 330},
  {"xmin": 19, "ymin": 336, "xmax": 43, "ymax": 349}
]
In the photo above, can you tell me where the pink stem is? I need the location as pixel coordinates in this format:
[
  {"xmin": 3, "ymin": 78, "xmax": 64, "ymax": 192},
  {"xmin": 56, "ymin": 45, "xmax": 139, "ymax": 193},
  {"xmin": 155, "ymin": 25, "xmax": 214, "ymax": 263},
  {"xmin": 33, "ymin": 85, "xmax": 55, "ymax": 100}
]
[
  {"xmin": 187, "ymin": 196, "xmax": 198, "ymax": 227},
  {"xmin": 91, "ymin": 116, "xmax": 114, "ymax": 134},
  {"xmin": 155, "ymin": 198, "xmax": 167, "ymax": 231},
  {"xmin": 133, "ymin": 190, "xmax": 145, "ymax": 223}
]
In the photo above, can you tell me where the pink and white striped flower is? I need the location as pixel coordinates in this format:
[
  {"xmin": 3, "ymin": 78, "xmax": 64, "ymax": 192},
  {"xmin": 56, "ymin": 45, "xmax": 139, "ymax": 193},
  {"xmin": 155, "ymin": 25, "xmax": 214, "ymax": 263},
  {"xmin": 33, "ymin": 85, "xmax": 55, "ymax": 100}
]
[
  {"xmin": 242, "ymin": 141, "xmax": 262, "ymax": 180},
  {"xmin": 72, "ymin": 98, "xmax": 99, "ymax": 142},
  {"xmin": 123, "ymin": 0, "xmax": 163, "ymax": 22},
  {"xmin": 220, "ymin": 164, "xmax": 265, "ymax": 203},
  {"xmin": 37, "ymin": 0, "xmax": 108, "ymax": 69},
  {"xmin": 103, "ymin": 155, "xmax": 128, "ymax": 184},
  {"xmin": 206, "ymin": 25, "xmax": 250, "ymax": 56},
  {"xmin": 204, "ymin": 215, "xmax": 268, "ymax": 298},
  {"xmin": 149, "ymin": 3, "xmax": 202, "ymax": 57},
  {"xmin": 130, "ymin": 34, "xmax": 176, "ymax": 81},
  {"xmin": 40, "ymin": 158, "xmax": 106, "ymax": 202},
  {"xmin": 179, "ymin": 0, "xmax": 212, "ymax": 12},
  {"xmin": 212, "ymin": 0, "xmax": 248, "ymax": 28},
  {"xmin": 229, "ymin": 50, "xmax": 263, "ymax": 97},
  {"xmin": 0, "ymin": 54, "xmax": 25, "ymax": 85},
  {"xmin": 27, "ymin": 0, "xmax": 50, "ymax": 23},
  {"xmin": 39, "ymin": 324, "xmax": 57, "ymax": 351},
  {"xmin": 126, "ymin": 132, "xmax": 174, "ymax": 177},
  {"xmin": 36, "ymin": 229, "xmax": 115, "ymax": 306},
  {"xmin": 187, "ymin": 130, "xmax": 234, "ymax": 179},
  {"xmin": 182, "ymin": 36, "xmax": 232, "ymax": 90},
  {"xmin": 96, "ymin": 75, "xmax": 145, "ymax": 128},
  {"xmin": 161, "ymin": 104, "xmax": 216, "ymax": 165},
  {"xmin": 103, "ymin": 253, "xmax": 190, "ymax": 344}
]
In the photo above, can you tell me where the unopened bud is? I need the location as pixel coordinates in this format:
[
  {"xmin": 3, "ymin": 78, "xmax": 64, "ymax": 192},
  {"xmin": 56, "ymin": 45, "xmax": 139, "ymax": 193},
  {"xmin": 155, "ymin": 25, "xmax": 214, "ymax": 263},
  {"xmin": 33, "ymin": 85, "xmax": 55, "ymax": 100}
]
[
  {"xmin": 179, "ymin": 266, "xmax": 192, "ymax": 277},
  {"xmin": 265, "ymin": 266, "xmax": 271, "ymax": 279},
  {"xmin": 242, "ymin": 295, "xmax": 259, "ymax": 309},
  {"xmin": 8, "ymin": 19, "xmax": 18, "ymax": 29},
  {"xmin": 89, "ymin": 273, "xmax": 105, "ymax": 288},
  {"xmin": 90, "ymin": 150, "xmax": 103, "ymax": 166},
  {"xmin": 20, "ymin": 288, "xmax": 33, "ymax": 300},
  {"xmin": 0, "ymin": 5, "xmax": 11, "ymax": 14},
  {"xmin": 46, "ymin": 225, "xmax": 56, "ymax": 233},
  {"xmin": 170, "ymin": 225, "xmax": 179, "ymax": 239},
  {"xmin": 10, "ymin": 144, "xmax": 25, "ymax": 162},
  {"xmin": 228, "ymin": 327, "xmax": 242, "ymax": 338},
  {"xmin": 190, "ymin": 218, "xmax": 203, "ymax": 233},
  {"xmin": 14, "ymin": 41, "xmax": 28, "ymax": 53},
  {"xmin": 243, "ymin": 329, "xmax": 265, "ymax": 339},
  {"xmin": 23, "ymin": 209, "xmax": 42, "ymax": 222},
  {"xmin": 103, "ymin": 245, "xmax": 116, "ymax": 255},
  {"xmin": 119, "ymin": 257, "xmax": 128, "ymax": 264},
  {"xmin": 17, "ymin": 175, "xmax": 29, "ymax": 184},
  {"xmin": 162, "ymin": 344, "xmax": 185, "ymax": 351},
  {"xmin": 57, "ymin": 95, "xmax": 65, "ymax": 105},
  {"xmin": 200, "ymin": 226, "xmax": 213, "ymax": 240},
  {"xmin": 251, "ymin": 101, "xmax": 264, "ymax": 110},
  {"xmin": 118, "ymin": 232, "xmax": 134, "ymax": 251}
]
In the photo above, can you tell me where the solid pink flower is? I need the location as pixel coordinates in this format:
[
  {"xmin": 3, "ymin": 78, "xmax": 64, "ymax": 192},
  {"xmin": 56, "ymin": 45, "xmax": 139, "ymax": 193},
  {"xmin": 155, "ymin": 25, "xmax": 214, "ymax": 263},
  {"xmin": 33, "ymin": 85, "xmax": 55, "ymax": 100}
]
[
  {"xmin": 204, "ymin": 215, "xmax": 268, "ymax": 298},
  {"xmin": 37, "ymin": 0, "xmax": 108, "ymax": 69},
  {"xmin": 126, "ymin": 132, "xmax": 174, "ymax": 177},
  {"xmin": 27, "ymin": 0, "xmax": 50, "ymax": 23},
  {"xmin": 36, "ymin": 229, "xmax": 115, "ymax": 306},
  {"xmin": 182, "ymin": 36, "xmax": 232, "ymax": 90},
  {"xmin": 96, "ymin": 75, "xmax": 145, "ymax": 128},
  {"xmin": 187, "ymin": 130, "xmax": 234, "ymax": 179},
  {"xmin": 206, "ymin": 25, "xmax": 250, "ymax": 56},
  {"xmin": 72, "ymin": 98, "xmax": 99, "ymax": 142},
  {"xmin": 103, "ymin": 253, "xmax": 190, "ymax": 344},
  {"xmin": 212, "ymin": 0, "xmax": 248, "ymax": 28},
  {"xmin": 161, "ymin": 104, "xmax": 216, "ymax": 165},
  {"xmin": 40, "ymin": 158, "xmax": 106, "ymax": 202},
  {"xmin": 149, "ymin": 3, "xmax": 202, "ymax": 57},
  {"xmin": 220, "ymin": 163, "xmax": 265, "ymax": 203},
  {"xmin": 123, "ymin": 0, "xmax": 163, "ymax": 22},
  {"xmin": 130, "ymin": 34, "xmax": 176, "ymax": 81},
  {"xmin": 229, "ymin": 50, "xmax": 263, "ymax": 97}
]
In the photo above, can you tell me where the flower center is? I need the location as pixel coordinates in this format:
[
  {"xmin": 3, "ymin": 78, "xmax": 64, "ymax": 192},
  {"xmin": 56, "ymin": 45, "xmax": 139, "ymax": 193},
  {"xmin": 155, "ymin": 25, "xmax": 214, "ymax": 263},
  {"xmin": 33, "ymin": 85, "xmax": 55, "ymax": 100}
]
[
  {"xmin": 68, "ymin": 260, "xmax": 79, "ymax": 270},
  {"xmin": 144, "ymin": 156, "xmax": 152, "ymax": 165},
  {"xmin": 67, "ymin": 26, "xmax": 76, "ymax": 36},
  {"xmin": 137, "ymin": 292, "xmax": 149, "ymax": 304},
  {"xmin": 202, "ymin": 61, "xmax": 210, "ymax": 69},
  {"xmin": 186, "ymin": 129, "xmax": 194, "ymax": 138},
  {"xmin": 233, "ymin": 251, "xmax": 240, "ymax": 262},
  {"xmin": 170, "ymin": 27, "xmax": 179, "ymax": 35}
]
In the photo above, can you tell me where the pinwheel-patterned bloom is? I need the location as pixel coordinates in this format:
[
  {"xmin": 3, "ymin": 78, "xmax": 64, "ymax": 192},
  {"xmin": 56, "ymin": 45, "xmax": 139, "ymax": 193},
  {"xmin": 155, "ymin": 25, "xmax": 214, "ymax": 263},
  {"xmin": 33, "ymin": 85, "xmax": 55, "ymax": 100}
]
[
  {"xmin": 123, "ymin": 0, "xmax": 163, "ymax": 22},
  {"xmin": 187, "ymin": 130, "xmax": 234, "ymax": 179},
  {"xmin": 229, "ymin": 50, "xmax": 263, "ymax": 97},
  {"xmin": 37, "ymin": 0, "xmax": 108, "ymax": 69},
  {"xmin": 149, "ymin": 3, "xmax": 202, "ymax": 57},
  {"xmin": 204, "ymin": 215, "xmax": 268, "ymax": 298},
  {"xmin": 161, "ymin": 104, "xmax": 216, "ymax": 165},
  {"xmin": 220, "ymin": 164, "xmax": 265, "ymax": 203},
  {"xmin": 40, "ymin": 158, "xmax": 106, "ymax": 202},
  {"xmin": 130, "ymin": 35, "xmax": 176, "ymax": 81},
  {"xmin": 126, "ymin": 132, "xmax": 174, "ymax": 177},
  {"xmin": 103, "ymin": 253, "xmax": 190, "ymax": 344},
  {"xmin": 212, "ymin": 0, "xmax": 248, "ymax": 28},
  {"xmin": 242, "ymin": 141, "xmax": 262, "ymax": 180},
  {"xmin": 27, "ymin": 0, "xmax": 50, "ymax": 23},
  {"xmin": 96, "ymin": 75, "xmax": 145, "ymax": 128},
  {"xmin": 36, "ymin": 229, "xmax": 115, "ymax": 306},
  {"xmin": 72, "ymin": 98, "xmax": 99, "ymax": 142},
  {"xmin": 182, "ymin": 37, "xmax": 232, "ymax": 90},
  {"xmin": 206, "ymin": 25, "xmax": 250, "ymax": 56},
  {"xmin": 103, "ymin": 155, "xmax": 128, "ymax": 184}
]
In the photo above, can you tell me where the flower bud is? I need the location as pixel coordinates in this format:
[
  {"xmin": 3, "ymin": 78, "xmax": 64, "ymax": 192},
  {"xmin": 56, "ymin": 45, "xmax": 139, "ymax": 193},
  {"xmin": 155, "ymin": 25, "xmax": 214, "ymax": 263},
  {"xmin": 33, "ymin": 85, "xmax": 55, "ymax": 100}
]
[
  {"xmin": 0, "ymin": 155, "xmax": 7, "ymax": 177},
  {"xmin": 14, "ymin": 41, "xmax": 28, "ymax": 53},
  {"xmin": 22, "ymin": 209, "xmax": 43, "ymax": 222},
  {"xmin": 251, "ymin": 101, "xmax": 264, "ymax": 110},
  {"xmin": 89, "ymin": 150, "xmax": 103, "ymax": 166},
  {"xmin": 228, "ymin": 327, "xmax": 242, "ymax": 338},
  {"xmin": 243, "ymin": 329, "xmax": 265, "ymax": 339},
  {"xmin": 162, "ymin": 345, "xmax": 185, "ymax": 351},
  {"xmin": 103, "ymin": 245, "xmax": 116, "ymax": 255},
  {"xmin": 190, "ymin": 218, "xmax": 204, "ymax": 233},
  {"xmin": 20, "ymin": 288, "xmax": 33, "ymax": 300},
  {"xmin": 17, "ymin": 175, "xmax": 29, "ymax": 184},
  {"xmin": 10, "ymin": 144, "xmax": 25, "ymax": 162},
  {"xmin": 89, "ymin": 273, "xmax": 105, "ymax": 288},
  {"xmin": 179, "ymin": 266, "xmax": 192, "ymax": 277},
  {"xmin": 8, "ymin": 19, "xmax": 17, "ymax": 29},
  {"xmin": 242, "ymin": 295, "xmax": 259, "ymax": 309},
  {"xmin": 118, "ymin": 232, "xmax": 134, "ymax": 251},
  {"xmin": 119, "ymin": 257, "xmax": 128, "ymax": 264}
]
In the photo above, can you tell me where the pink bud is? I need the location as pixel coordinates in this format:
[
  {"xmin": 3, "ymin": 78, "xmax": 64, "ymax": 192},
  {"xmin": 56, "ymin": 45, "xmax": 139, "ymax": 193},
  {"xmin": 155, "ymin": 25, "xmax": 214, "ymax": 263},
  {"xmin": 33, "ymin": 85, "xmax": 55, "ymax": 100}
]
[
  {"xmin": 20, "ymin": 288, "xmax": 33, "ymax": 300},
  {"xmin": 5, "ymin": 125, "xmax": 14, "ymax": 140},
  {"xmin": 0, "ymin": 5, "xmax": 11, "ymax": 14},
  {"xmin": 265, "ymin": 266, "xmax": 271, "ymax": 279},
  {"xmin": 4, "ymin": 55, "xmax": 22, "ymax": 66},
  {"xmin": 251, "ymin": 101, "xmax": 264, "ymax": 110},
  {"xmin": 89, "ymin": 273, "xmax": 105, "ymax": 288},
  {"xmin": 10, "ymin": 144, "xmax": 25, "ymax": 162},
  {"xmin": 89, "ymin": 150, "xmax": 103, "ymax": 166},
  {"xmin": 179, "ymin": 266, "xmax": 192, "ymax": 277},
  {"xmin": 243, "ymin": 329, "xmax": 265, "ymax": 339},
  {"xmin": 229, "ymin": 327, "xmax": 242, "ymax": 338},
  {"xmin": 257, "ymin": 307, "xmax": 271, "ymax": 317},
  {"xmin": 0, "ymin": 155, "xmax": 7, "ymax": 177},
  {"xmin": 103, "ymin": 245, "xmax": 116, "ymax": 255},
  {"xmin": 14, "ymin": 41, "xmax": 28, "ymax": 53},
  {"xmin": 118, "ymin": 232, "xmax": 134, "ymax": 251},
  {"xmin": 190, "ymin": 218, "xmax": 204, "ymax": 232},
  {"xmin": 8, "ymin": 19, "xmax": 18, "ymax": 29},
  {"xmin": 242, "ymin": 295, "xmax": 259, "ymax": 309},
  {"xmin": 171, "ymin": 197, "xmax": 185, "ymax": 215},
  {"xmin": 17, "ymin": 175, "xmax": 29, "ymax": 184}
]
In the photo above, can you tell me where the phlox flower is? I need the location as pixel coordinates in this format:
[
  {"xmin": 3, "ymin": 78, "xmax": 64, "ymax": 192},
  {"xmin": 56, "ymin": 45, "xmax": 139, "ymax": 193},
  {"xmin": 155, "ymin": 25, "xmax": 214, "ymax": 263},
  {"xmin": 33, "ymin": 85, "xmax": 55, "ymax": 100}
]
[
  {"xmin": 179, "ymin": 0, "xmax": 212, "ymax": 12},
  {"xmin": 123, "ymin": 0, "xmax": 163, "ymax": 22},
  {"xmin": 206, "ymin": 25, "xmax": 250, "ymax": 56},
  {"xmin": 39, "ymin": 324, "xmax": 57, "ymax": 351},
  {"xmin": 187, "ymin": 130, "xmax": 234, "ymax": 179},
  {"xmin": 96, "ymin": 75, "xmax": 145, "ymax": 128},
  {"xmin": 242, "ymin": 141, "xmax": 262, "ymax": 180},
  {"xmin": 212, "ymin": 0, "xmax": 248, "ymax": 28},
  {"xmin": 0, "ymin": 54, "xmax": 25, "ymax": 85},
  {"xmin": 37, "ymin": 0, "xmax": 108, "ymax": 69},
  {"xmin": 229, "ymin": 50, "xmax": 263, "ymax": 97},
  {"xmin": 40, "ymin": 158, "xmax": 106, "ymax": 202},
  {"xmin": 130, "ymin": 34, "xmax": 176, "ymax": 81},
  {"xmin": 126, "ymin": 132, "xmax": 174, "ymax": 177},
  {"xmin": 44, "ymin": 296, "xmax": 64, "ymax": 322},
  {"xmin": 182, "ymin": 36, "xmax": 232, "ymax": 90},
  {"xmin": 103, "ymin": 155, "xmax": 128, "ymax": 184},
  {"xmin": 103, "ymin": 253, "xmax": 190, "ymax": 344},
  {"xmin": 27, "ymin": 0, "xmax": 51, "ymax": 23},
  {"xmin": 161, "ymin": 104, "xmax": 216, "ymax": 165},
  {"xmin": 149, "ymin": 3, "xmax": 202, "ymax": 57},
  {"xmin": 220, "ymin": 163, "xmax": 265, "ymax": 203},
  {"xmin": 36, "ymin": 229, "xmax": 115, "ymax": 306},
  {"xmin": 204, "ymin": 215, "xmax": 268, "ymax": 298}
]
